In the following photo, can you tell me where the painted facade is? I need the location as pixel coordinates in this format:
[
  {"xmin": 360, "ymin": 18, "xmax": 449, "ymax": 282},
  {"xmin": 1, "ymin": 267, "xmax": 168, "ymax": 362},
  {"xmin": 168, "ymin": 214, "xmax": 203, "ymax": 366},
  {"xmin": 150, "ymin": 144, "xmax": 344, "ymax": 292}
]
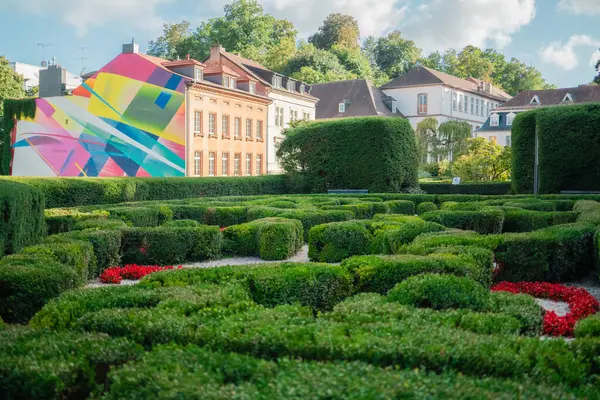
[{"xmin": 12, "ymin": 51, "xmax": 187, "ymax": 177}]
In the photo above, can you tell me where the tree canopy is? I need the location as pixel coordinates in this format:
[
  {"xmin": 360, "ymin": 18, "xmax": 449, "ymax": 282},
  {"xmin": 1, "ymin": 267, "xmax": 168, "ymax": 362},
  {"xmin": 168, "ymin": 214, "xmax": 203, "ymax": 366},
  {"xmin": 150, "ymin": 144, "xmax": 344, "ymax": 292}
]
[
  {"xmin": 415, "ymin": 118, "xmax": 471, "ymax": 163},
  {"xmin": 594, "ymin": 49, "xmax": 600, "ymax": 85},
  {"xmin": 452, "ymin": 137, "xmax": 512, "ymax": 181},
  {"xmin": 147, "ymin": 0, "xmax": 554, "ymax": 92},
  {"xmin": 0, "ymin": 57, "xmax": 25, "ymax": 118}
]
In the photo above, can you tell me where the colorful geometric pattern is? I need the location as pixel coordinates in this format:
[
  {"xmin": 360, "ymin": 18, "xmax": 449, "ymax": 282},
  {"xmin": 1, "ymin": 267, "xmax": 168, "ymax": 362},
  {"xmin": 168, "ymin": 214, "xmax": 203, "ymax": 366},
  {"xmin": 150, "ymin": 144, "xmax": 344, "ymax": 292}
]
[{"xmin": 12, "ymin": 53, "xmax": 186, "ymax": 177}]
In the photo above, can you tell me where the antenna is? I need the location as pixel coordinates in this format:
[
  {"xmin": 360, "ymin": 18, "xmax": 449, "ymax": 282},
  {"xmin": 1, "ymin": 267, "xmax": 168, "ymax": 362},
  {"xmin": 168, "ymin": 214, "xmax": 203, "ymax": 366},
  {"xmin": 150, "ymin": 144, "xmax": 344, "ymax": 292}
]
[
  {"xmin": 75, "ymin": 46, "xmax": 90, "ymax": 76},
  {"xmin": 37, "ymin": 43, "xmax": 55, "ymax": 66}
]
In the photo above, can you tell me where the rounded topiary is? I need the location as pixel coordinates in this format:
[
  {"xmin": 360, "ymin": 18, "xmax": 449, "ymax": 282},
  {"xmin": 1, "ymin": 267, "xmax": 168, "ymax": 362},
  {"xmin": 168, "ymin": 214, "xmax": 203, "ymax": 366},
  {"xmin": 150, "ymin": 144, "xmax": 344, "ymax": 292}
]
[
  {"xmin": 575, "ymin": 314, "xmax": 600, "ymax": 338},
  {"xmin": 417, "ymin": 202, "xmax": 438, "ymax": 215},
  {"xmin": 387, "ymin": 273, "xmax": 489, "ymax": 311}
]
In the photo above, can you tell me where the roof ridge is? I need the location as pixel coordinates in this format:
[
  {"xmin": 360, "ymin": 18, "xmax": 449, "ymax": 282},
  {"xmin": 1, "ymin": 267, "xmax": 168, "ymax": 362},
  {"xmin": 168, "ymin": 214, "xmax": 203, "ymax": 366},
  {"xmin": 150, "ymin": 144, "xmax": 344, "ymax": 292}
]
[{"xmin": 364, "ymin": 80, "xmax": 378, "ymax": 116}]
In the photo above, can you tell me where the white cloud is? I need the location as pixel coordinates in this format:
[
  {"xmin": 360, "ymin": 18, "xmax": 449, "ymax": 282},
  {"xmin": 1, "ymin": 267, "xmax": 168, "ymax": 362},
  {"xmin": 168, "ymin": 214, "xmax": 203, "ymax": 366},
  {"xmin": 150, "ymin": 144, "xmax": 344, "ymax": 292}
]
[
  {"xmin": 558, "ymin": 0, "xmax": 600, "ymax": 15},
  {"xmin": 401, "ymin": 0, "xmax": 536, "ymax": 52},
  {"xmin": 539, "ymin": 34, "xmax": 600, "ymax": 70},
  {"xmin": 2, "ymin": 0, "xmax": 174, "ymax": 36}
]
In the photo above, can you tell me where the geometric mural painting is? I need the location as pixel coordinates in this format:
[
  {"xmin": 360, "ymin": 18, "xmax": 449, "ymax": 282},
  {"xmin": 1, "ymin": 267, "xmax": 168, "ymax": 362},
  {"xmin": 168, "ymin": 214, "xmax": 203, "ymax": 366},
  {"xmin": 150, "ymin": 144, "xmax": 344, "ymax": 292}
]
[{"xmin": 12, "ymin": 53, "xmax": 187, "ymax": 177}]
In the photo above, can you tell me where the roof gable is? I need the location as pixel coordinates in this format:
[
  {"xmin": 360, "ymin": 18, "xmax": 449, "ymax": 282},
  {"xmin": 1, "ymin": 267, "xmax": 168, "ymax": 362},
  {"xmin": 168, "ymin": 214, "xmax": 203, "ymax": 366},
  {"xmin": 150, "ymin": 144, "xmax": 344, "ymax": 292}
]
[{"xmin": 499, "ymin": 86, "xmax": 600, "ymax": 109}]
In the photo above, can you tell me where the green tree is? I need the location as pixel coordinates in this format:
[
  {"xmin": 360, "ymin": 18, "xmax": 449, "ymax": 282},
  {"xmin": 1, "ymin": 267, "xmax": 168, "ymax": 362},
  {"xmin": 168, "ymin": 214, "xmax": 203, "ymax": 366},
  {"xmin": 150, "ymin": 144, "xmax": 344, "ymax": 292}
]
[
  {"xmin": 594, "ymin": 49, "xmax": 600, "ymax": 85},
  {"xmin": 361, "ymin": 35, "xmax": 378, "ymax": 67},
  {"xmin": 374, "ymin": 31, "xmax": 422, "ymax": 78},
  {"xmin": 415, "ymin": 117, "xmax": 439, "ymax": 164},
  {"xmin": 309, "ymin": 13, "xmax": 360, "ymax": 50},
  {"xmin": 0, "ymin": 56, "xmax": 26, "ymax": 162},
  {"xmin": 415, "ymin": 118, "xmax": 470, "ymax": 163},
  {"xmin": 454, "ymin": 46, "xmax": 494, "ymax": 81},
  {"xmin": 147, "ymin": 21, "xmax": 192, "ymax": 60},
  {"xmin": 452, "ymin": 137, "xmax": 512, "ymax": 181},
  {"xmin": 419, "ymin": 51, "xmax": 443, "ymax": 70},
  {"xmin": 283, "ymin": 42, "xmax": 354, "ymax": 83}
]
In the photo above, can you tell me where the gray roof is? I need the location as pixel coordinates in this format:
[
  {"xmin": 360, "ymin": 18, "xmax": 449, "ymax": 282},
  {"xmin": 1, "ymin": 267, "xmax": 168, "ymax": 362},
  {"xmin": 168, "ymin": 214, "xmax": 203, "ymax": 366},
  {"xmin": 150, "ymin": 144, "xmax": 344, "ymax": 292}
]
[
  {"xmin": 311, "ymin": 79, "xmax": 404, "ymax": 119},
  {"xmin": 498, "ymin": 85, "xmax": 600, "ymax": 110},
  {"xmin": 381, "ymin": 66, "xmax": 512, "ymax": 102}
]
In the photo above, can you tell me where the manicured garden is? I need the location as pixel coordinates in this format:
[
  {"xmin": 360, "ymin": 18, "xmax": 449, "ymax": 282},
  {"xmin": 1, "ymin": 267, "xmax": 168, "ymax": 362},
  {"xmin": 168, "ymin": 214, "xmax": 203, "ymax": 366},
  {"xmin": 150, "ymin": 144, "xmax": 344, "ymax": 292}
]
[{"xmin": 1, "ymin": 179, "xmax": 600, "ymax": 399}]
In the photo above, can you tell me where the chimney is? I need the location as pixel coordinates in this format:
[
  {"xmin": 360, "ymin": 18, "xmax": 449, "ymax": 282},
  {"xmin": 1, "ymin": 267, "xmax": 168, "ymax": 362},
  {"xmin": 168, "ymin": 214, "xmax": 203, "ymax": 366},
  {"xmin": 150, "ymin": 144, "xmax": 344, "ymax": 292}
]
[
  {"xmin": 39, "ymin": 63, "xmax": 67, "ymax": 97},
  {"xmin": 210, "ymin": 44, "xmax": 224, "ymax": 62},
  {"xmin": 122, "ymin": 40, "xmax": 139, "ymax": 54}
]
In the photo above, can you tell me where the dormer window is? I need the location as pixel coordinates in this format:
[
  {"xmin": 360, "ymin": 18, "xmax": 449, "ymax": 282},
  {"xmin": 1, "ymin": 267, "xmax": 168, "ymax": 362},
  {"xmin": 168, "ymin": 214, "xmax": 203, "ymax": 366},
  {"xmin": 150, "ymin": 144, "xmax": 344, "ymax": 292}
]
[
  {"xmin": 530, "ymin": 95, "xmax": 541, "ymax": 105},
  {"xmin": 299, "ymin": 84, "xmax": 305, "ymax": 95},
  {"xmin": 562, "ymin": 93, "xmax": 573, "ymax": 103},
  {"xmin": 272, "ymin": 75, "xmax": 282, "ymax": 88},
  {"xmin": 249, "ymin": 82, "xmax": 256, "ymax": 94},
  {"xmin": 490, "ymin": 113, "xmax": 500, "ymax": 127},
  {"xmin": 287, "ymin": 80, "xmax": 295, "ymax": 91},
  {"xmin": 194, "ymin": 67, "xmax": 203, "ymax": 81},
  {"xmin": 223, "ymin": 76, "xmax": 236, "ymax": 89},
  {"xmin": 506, "ymin": 112, "xmax": 516, "ymax": 126},
  {"xmin": 339, "ymin": 102, "xmax": 346, "ymax": 113},
  {"xmin": 392, "ymin": 101, "xmax": 397, "ymax": 114}
]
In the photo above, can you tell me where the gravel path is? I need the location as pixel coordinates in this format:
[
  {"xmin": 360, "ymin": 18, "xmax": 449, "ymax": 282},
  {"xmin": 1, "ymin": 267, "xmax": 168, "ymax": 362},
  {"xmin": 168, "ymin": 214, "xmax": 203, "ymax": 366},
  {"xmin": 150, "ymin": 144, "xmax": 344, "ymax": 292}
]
[
  {"xmin": 535, "ymin": 298, "xmax": 570, "ymax": 316},
  {"xmin": 565, "ymin": 275, "xmax": 600, "ymax": 303}
]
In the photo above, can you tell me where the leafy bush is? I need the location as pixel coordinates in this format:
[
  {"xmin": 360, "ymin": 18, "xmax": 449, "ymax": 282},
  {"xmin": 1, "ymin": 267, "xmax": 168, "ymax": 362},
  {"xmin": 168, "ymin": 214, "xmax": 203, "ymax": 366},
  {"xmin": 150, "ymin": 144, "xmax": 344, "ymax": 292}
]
[
  {"xmin": 416, "ymin": 201, "xmax": 438, "ymax": 214},
  {"xmin": 504, "ymin": 200, "xmax": 555, "ymax": 212},
  {"xmin": 489, "ymin": 291, "xmax": 543, "ymax": 336},
  {"xmin": 44, "ymin": 208, "xmax": 109, "ymax": 235},
  {"xmin": 420, "ymin": 208, "xmax": 505, "ymax": 234},
  {"xmin": 73, "ymin": 218, "xmax": 127, "ymax": 231},
  {"xmin": 369, "ymin": 215, "xmax": 445, "ymax": 253},
  {"xmin": 0, "ymin": 327, "xmax": 143, "ymax": 400},
  {"xmin": 385, "ymin": 199, "xmax": 415, "ymax": 215},
  {"xmin": 420, "ymin": 182, "xmax": 511, "ymax": 195},
  {"xmin": 277, "ymin": 117, "xmax": 419, "ymax": 192},
  {"xmin": 163, "ymin": 219, "xmax": 201, "ymax": 227},
  {"xmin": 108, "ymin": 206, "xmax": 173, "ymax": 227},
  {"xmin": 321, "ymin": 203, "xmax": 374, "ymax": 219},
  {"xmin": 502, "ymin": 209, "xmax": 578, "ymax": 232},
  {"xmin": 0, "ymin": 180, "xmax": 45, "ymax": 256},
  {"xmin": 277, "ymin": 209, "xmax": 354, "ymax": 241},
  {"xmin": 22, "ymin": 239, "xmax": 96, "ymax": 280},
  {"xmin": 387, "ymin": 274, "xmax": 490, "ymax": 310},
  {"xmin": 308, "ymin": 221, "xmax": 373, "ymax": 262},
  {"xmin": 169, "ymin": 205, "xmax": 248, "ymax": 227},
  {"xmin": 575, "ymin": 314, "xmax": 600, "ymax": 338},
  {"xmin": 458, "ymin": 312, "xmax": 521, "ymax": 335}
]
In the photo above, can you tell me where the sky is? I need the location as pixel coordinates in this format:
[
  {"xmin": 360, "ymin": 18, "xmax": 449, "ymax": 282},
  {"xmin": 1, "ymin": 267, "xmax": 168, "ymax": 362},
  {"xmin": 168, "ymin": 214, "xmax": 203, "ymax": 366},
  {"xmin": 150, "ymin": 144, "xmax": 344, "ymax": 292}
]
[{"xmin": 0, "ymin": 0, "xmax": 599, "ymax": 89}]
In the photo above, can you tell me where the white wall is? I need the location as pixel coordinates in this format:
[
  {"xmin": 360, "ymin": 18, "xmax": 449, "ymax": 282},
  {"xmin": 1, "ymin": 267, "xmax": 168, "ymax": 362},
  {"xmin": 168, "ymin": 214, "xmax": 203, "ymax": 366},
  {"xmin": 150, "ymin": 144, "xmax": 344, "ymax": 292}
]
[
  {"xmin": 477, "ymin": 129, "xmax": 512, "ymax": 147},
  {"xmin": 383, "ymin": 85, "xmax": 444, "ymax": 119},
  {"xmin": 267, "ymin": 90, "xmax": 316, "ymax": 174}
]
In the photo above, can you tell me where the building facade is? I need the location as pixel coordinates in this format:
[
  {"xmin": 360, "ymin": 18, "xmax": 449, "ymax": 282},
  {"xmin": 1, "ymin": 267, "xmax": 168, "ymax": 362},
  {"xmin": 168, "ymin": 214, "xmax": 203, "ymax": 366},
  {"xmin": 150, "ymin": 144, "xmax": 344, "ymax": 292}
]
[
  {"xmin": 477, "ymin": 86, "xmax": 600, "ymax": 147},
  {"xmin": 380, "ymin": 67, "xmax": 512, "ymax": 134},
  {"xmin": 10, "ymin": 61, "xmax": 82, "ymax": 93},
  {"xmin": 204, "ymin": 46, "xmax": 318, "ymax": 174}
]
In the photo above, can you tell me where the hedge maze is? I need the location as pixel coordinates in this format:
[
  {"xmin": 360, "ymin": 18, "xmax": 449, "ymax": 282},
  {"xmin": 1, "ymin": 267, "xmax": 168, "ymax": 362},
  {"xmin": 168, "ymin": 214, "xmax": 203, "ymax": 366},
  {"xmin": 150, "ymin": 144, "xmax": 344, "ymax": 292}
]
[{"xmin": 1, "ymin": 181, "xmax": 600, "ymax": 398}]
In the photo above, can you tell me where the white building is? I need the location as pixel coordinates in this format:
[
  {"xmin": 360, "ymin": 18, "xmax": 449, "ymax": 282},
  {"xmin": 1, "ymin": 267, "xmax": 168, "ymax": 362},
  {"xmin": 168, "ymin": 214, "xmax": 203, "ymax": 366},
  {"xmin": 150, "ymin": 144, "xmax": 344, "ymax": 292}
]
[
  {"xmin": 205, "ymin": 46, "xmax": 318, "ymax": 174},
  {"xmin": 9, "ymin": 61, "xmax": 82, "ymax": 93},
  {"xmin": 380, "ymin": 66, "xmax": 512, "ymax": 134}
]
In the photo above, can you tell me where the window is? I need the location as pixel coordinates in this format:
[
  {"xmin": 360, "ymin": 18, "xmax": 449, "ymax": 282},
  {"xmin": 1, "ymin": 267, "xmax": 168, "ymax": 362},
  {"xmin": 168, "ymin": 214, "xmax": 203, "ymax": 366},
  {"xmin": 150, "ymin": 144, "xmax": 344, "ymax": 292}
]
[
  {"xmin": 476, "ymin": 99, "xmax": 480, "ymax": 116},
  {"xmin": 234, "ymin": 153, "xmax": 241, "ymax": 176},
  {"xmin": 234, "ymin": 117, "xmax": 241, "ymax": 139},
  {"xmin": 299, "ymin": 84, "xmax": 305, "ymax": 95},
  {"xmin": 194, "ymin": 67, "xmax": 202, "ymax": 81},
  {"xmin": 392, "ymin": 101, "xmax": 397, "ymax": 113},
  {"xmin": 275, "ymin": 106, "xmax": 284, "ymax": 127},
  {"xmin": 485, "ymin": 101, "xmax": 489, "ymax": 116},
  {"xmin": 229, "ymin": 78, "xmax": 236, "ymax": 89},
  {"xmin": 458, "ymin": 94, "xmax": 463, "ymax": 112},
  {"xmin": 506, "ymin": 136, "xmax": 511, "ymax": 146},
  {"xmin": 339, "ymin": 102, "xmax": 346, "ymax": 113},
  {"xmin": 452, "ymin": 93, "xmax": 457, "ymax": 110},
  {"xmin": 530, "ymin": 95, "xmax": 540, "ymax": 105},
  {"xmin": 289, "ymin": 109, "xmax": 298, "ymax": 122},
  {"xmin": 464, "ymin": 95, "xmax": 468, "ymax": 113},
  {"xmin": 193, "ymin": 111, "xmax": 202, "ymax": 136},
  {"xmin": 506, "ymin": 113, "xmax": 515, "ymax": 126},
  {"xmin": 418, "ymin": 93, "xmax": 427, "ymax": 114},
  {"xmin": 287, "ymin": 80, "xmax": 295, "ymax": 91},
  {"xmin": 223, "ymin": 76, "xmax": 230, "ymax": 88},
  {"xmin": 256, "ymin": 120, "xmax": 263, "ymax": 140},
  {"xmin": 272, "ymin": 75, "xmax": 282, "ymax": 88},
  {"xmin": 303, "ymin": 112, "xmax": 310, "ymax": 120},
  {"xmin": 222, "ymin": 115, "xmax": 229, "ymax": 136},
  {"xmin": 193, "ymin": 151, "xmax": 201, "ymax": 177},
  {"xmin": 208, "ymin": 152, "xmax": 215, "ymax": 176},
  {"xmin": 245, "ymin": 154, "xmax": 252, "ymax": 176},
  {"xmin": 246, "ymin": 118, "xmax": 253, "ymax": 139},
  {"xmin": 490, "ymin": 136, "xmax": 497, "ymax": 144},
  {"xmin": 490, "ymin": 113, "xmax": 500, "ymax": 127},
  {"xmin": 470, "ymin": 97, "xmax": 474, "ymax": 115},
  {"xmin": 249, "ymin": 82, "xmax": 256, "ymax": 94},
  {"xmin": 562, "ymin": 93, "xmax": 573, "ymax": 103},
  {"xmin": 208, "ymin": 113, "xmax": 216, "ymax": 135},
  {"xmin": 256, "ymin": 154, "xmax": 262, "ymax": 175},
  {"xmin": 221, "ymin": 153, "xmax": 229, "ymax": 176},
  {"xmin": 278, "ymin": 106, "xmax": 284, "ymax": 126}
]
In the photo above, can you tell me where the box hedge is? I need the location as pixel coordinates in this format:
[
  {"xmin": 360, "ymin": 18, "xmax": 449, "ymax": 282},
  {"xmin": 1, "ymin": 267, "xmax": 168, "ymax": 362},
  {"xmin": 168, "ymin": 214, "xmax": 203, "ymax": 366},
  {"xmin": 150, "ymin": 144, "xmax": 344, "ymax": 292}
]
[
  {"xmin": 107, "ymin": 205, "xmax": 173, "ymax": 227},
  {"xmin": 44, "ymin": 208, "xmax": 110, "ymax": 235},
  {"xmin": 416, "ymin": 201, "xmax": 438, "ymax": 214},
  {"xmin": 276, "ymin": 117, "xmax": 419, "ymax": 193},
  {"xmin": 385, "ymin": 199, "xmax": 415, "ymax": 215},
  {"xmin": 420, "ymin": 182, "xmax": 511, "ymax": 195},
  {"xmin": 502, "ymin": 209, "xmax": 578, "ymax": 232},
  {"xmin": 309, "ymin": 221, "xmax": 373, "ymax": 262},
  {"xmin": 420, "ymin": 208, "xmax": 505, "ymax": 234}
]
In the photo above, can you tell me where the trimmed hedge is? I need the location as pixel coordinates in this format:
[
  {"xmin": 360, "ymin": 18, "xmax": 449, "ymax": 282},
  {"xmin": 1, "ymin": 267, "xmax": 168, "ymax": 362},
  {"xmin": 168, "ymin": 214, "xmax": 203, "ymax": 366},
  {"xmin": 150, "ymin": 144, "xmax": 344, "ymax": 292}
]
[
  {"xmin": 416, "ymin": 201, "xmax": 438, "ymax": 214},
  {"xmin": 420, "ymin": 182, "xmax": 511, "ymax": 195},
  {"xmin": 169, "ymin": 205, "xmax": 248, "ymax": 227},
  {"xmin": 108, "ymin": 205, "xmax": 173, "ymax": 227},
  {"xmin": 512, "ymin": 104, "xmax": 600, "ymax": 194},
  {"xmin": 44, "ymin": 208, "xmax": 109, "ymax": 235},
  {"xmin": 0, "ymin": 180, "xmax": 45, "ymax": 256},
  {"xmin": 385, "ymin": 199, "xmax": 415, "ymax": 215},
  {"xmin": 502, "ymin": 209, "xmax": 578, "ymax": 232},
  {"xmin": 420, "ymin": 208, "xmax": 505, "ymax": 234},
  {"xmin": 277, "ymin": 117, "xmax": 419, "ymax": 193},
  {"xmin": 309, "ymin": 221, "xmax": 373, "ymax": 262},
  {"xmin": 575, "ymin": 314, "xmax": 600, "ymax": 338},
  {"xmin": 223, "ymin": 218, "xmax": 303, "ymax": 260}
]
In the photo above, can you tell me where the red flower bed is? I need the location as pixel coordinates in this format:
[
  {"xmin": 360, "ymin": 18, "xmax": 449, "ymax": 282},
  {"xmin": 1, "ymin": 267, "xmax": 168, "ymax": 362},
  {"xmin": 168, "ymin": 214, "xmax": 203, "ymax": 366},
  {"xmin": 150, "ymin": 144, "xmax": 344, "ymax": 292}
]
[
  {"xmin": 100, "ymin": 264, "xmax": 182, "ymax": 284},
  {"xmin": 491, "ymin": 281, "xmax": 599, "ymax": 337}
]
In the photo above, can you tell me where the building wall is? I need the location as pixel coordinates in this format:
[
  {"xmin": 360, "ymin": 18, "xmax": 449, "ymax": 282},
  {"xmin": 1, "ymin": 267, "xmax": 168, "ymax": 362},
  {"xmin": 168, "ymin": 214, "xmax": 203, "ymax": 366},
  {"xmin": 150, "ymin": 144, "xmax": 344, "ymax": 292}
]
[
  {"xmin": 186, "ymin": 87, "xmax": 268, "ymax": 177},
  {"xmin": 477, "ymin": 129, "xmax": 512, "ymax": 146},
  {"xmin": 267, "ymin": 90, "xmax": 316, "ymax": 174},
  {"xmin": 12, "ymin": 53, "xmax": 187, "ymax": 177}
]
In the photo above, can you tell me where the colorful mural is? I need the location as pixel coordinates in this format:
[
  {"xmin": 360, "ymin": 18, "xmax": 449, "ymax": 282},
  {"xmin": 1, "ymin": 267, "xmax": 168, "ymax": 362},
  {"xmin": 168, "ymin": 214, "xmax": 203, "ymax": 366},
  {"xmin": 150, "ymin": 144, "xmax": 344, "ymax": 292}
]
[{"xmin": 12, "ymin": 53, "xmax": 187, "ymax": 177}]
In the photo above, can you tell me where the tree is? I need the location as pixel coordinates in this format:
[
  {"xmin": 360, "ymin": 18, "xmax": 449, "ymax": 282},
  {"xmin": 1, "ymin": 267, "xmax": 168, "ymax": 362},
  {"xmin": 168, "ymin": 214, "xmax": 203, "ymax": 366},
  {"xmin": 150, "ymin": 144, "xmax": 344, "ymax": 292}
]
[
  {"xmin": 309, "ymin": 13, "xmax": 360, "ymax": 51},
  {"xmin": 452, "ymin": 137, "xmax": 511, "ymax": 181},
  {"xmin": 0, "ymin": 57, "xmax": 25, "ymax": 118},
  {"xmin": 594, "ymin": 49, "xmax": 600, "ymax": 85},
  {"xmin": 415, "ymin": 118, "xmax": 471, "ymax": 163},
  {"xmin": 415, "ymin": 117, "xmax": 439, "ymax": 164},
  {"xmin": 147, "ymin": 21, "xmax": 192, "ymax": 60},
  {"xmin": 419, "ymin": 51, "xmax": 443, "ymax": 70},
  {"xmin": 374, "ymin": 31, "xmax": 421, "ymax": 78},
  {"xmin": 454, "ymin": 46, "xmax": 494, "ymax": 82},
  {"xmin": 361, "ymin": 36, "xmax": 378, "ymax": 68},
  {"xmin": 283, "ymin": 43, "xmax": 354, "ymax": 83}
]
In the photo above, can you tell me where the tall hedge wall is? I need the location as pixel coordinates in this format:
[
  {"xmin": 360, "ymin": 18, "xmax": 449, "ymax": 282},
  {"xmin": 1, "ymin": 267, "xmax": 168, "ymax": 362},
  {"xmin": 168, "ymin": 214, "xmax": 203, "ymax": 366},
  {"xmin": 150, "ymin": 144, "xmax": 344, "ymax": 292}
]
[
  {"xmin": 512, "ymin": 104, "xmax": 600, "ymax": 194},
  {"xmin": 277, "ymin": 117, "xmax": 419, "ymax": 193},
  {"xmin": 1, "ymin": 99, "xmax": 37, "ymax": 176},
  {"xmin": 1, "ymin": 176, "xmax": 287, "ymax": 208},
  {"xmin": 0, "ymin": 180, "xmax": 45, "ymax": 256}
]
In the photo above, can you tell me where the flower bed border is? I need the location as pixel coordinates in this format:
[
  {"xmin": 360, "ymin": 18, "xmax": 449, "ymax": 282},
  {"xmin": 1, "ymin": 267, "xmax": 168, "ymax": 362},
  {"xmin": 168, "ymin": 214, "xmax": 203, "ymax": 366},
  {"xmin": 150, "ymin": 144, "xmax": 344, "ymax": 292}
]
[
  {"xmin": 100, "ymin": 265, "xmax": 181, "ymax": 284},
  {"xmin": 491, "ymin": 281, "xmax": 599, "ymax": 336}
]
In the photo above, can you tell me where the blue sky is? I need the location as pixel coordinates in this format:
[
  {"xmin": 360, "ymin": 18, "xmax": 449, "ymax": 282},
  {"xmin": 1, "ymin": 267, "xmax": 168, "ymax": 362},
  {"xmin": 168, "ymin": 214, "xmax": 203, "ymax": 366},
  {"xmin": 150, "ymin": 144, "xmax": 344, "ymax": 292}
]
[{"xmin": 1, "ymin": 0, "xmax": 599, "ymax": 88}]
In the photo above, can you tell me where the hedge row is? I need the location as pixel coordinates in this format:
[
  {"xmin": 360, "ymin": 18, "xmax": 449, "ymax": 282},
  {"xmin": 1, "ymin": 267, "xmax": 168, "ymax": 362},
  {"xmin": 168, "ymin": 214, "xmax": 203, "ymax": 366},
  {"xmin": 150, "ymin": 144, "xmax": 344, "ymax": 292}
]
[{"xmin": 420, "ymin": 182, "xmax": 511, "ymax": 195}]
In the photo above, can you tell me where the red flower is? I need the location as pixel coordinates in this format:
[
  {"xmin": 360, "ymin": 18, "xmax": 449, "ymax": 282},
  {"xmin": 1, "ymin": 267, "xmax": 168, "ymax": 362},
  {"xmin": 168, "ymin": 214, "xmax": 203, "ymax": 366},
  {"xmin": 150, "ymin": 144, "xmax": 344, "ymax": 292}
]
[
  {"xmin": 99, "ymin": 264, "xmax": 178, "ymax": 284},
  {"xmin": 491, "ymin": 281, "xmax": 599, "ymax": 337}
]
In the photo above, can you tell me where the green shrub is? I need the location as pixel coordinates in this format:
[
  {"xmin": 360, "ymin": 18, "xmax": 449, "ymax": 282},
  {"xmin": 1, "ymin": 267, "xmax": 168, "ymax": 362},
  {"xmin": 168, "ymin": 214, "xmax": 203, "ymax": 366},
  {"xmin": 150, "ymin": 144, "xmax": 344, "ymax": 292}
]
[
  {"xmin": 278, "ymin": 209, "xmax": 354, "ymax": 241},
  {"xmin": 342, "ymin": 253, "xmax": 490, "ymax": 294},
  {"xmin": 489, "ymin": 292, "xmax": 543, "ymax": 336},
  {"xmin": 420, "ymin": 182, "xmax": 511, "ymax": 195},
  {"xmin": 368, "ymin": 216, "xmax": 445, "ymax": 254},
  {"xmin": 44, "ymin": 208, "xmax": 110, "ymax": 235},
  {"xmin": 276, "ymin": 117, "xmax": 419, "ymax": 192},
  {"xmin": 163, "ymin": 219, "xmax": 201, "ymax": 227},
  {"xmin": 308, "ymin": 221, "xmax": 373, "ymax": 262},
  {"xmin": 0, "ymin": 180, "xmax": 45, "ymax": 256},
  {"xmin": 321, "ymin": 203, "xmax": 374, "ymax": 219},
  {"xmin": 385, "ymin": 200, "xmax": 415, "ymax": 215},
  {"xmin": 170, "ymin": 205, "xmax": 248, "ymax": 227},
  {"xmin": 420, "ymin": 208, "xmax": 505, "ymax": 234},
  {"xmin": 502, "ymin": 209, "xmax": 578, "ymax": 232},
  {"xmin": 575, "ymin": 314, "xmax": 600, "ymax": 338},
  {"xmin": 246, "ymin": 206, "xmax": 283, "ymax": 221},
  {"xmin": 108, "ymin": 205, "xmax": 172, "ymax": 227},
  {"xmin": 575, "ymin": 200, "xmax": 600, "ymax": 226},
  {"xmin": 268, "ymin": 200, "xmax": 298, "ymax": 209},
  {"xmin": 504, "ymin": 200, "xmax": 555, "ymax": 212},
  {"xmin": 73, "ymin": 218, "xmax": 127, "ymax": 231},
  {"xmin": 0, "ymin": 327, "xmax": 143, "ymax": 400},
  {"xmin": 458, "ymin": 312, "xmax": 521, "ymax": 335},
  {"xmin": 121, "ymin": 226, "xmax": 222, "ymax": 265},
  {"xmin": 22, "ymin": 239, "xmax": 96, "ymax": 280},
  {"xmin": 511, "ymin": 111, "xmax": 537, "ymax": 194},
  {"xmin": 387, "ymin": 274, "xmax": 490, "ymax": 311},
  {"xmin": 0, "ymin": 254, "xmax": 80, "ymax": 323},
  {"xmin": 417, "ymin": 201, "xmax": 438, "ymax": 215}
]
